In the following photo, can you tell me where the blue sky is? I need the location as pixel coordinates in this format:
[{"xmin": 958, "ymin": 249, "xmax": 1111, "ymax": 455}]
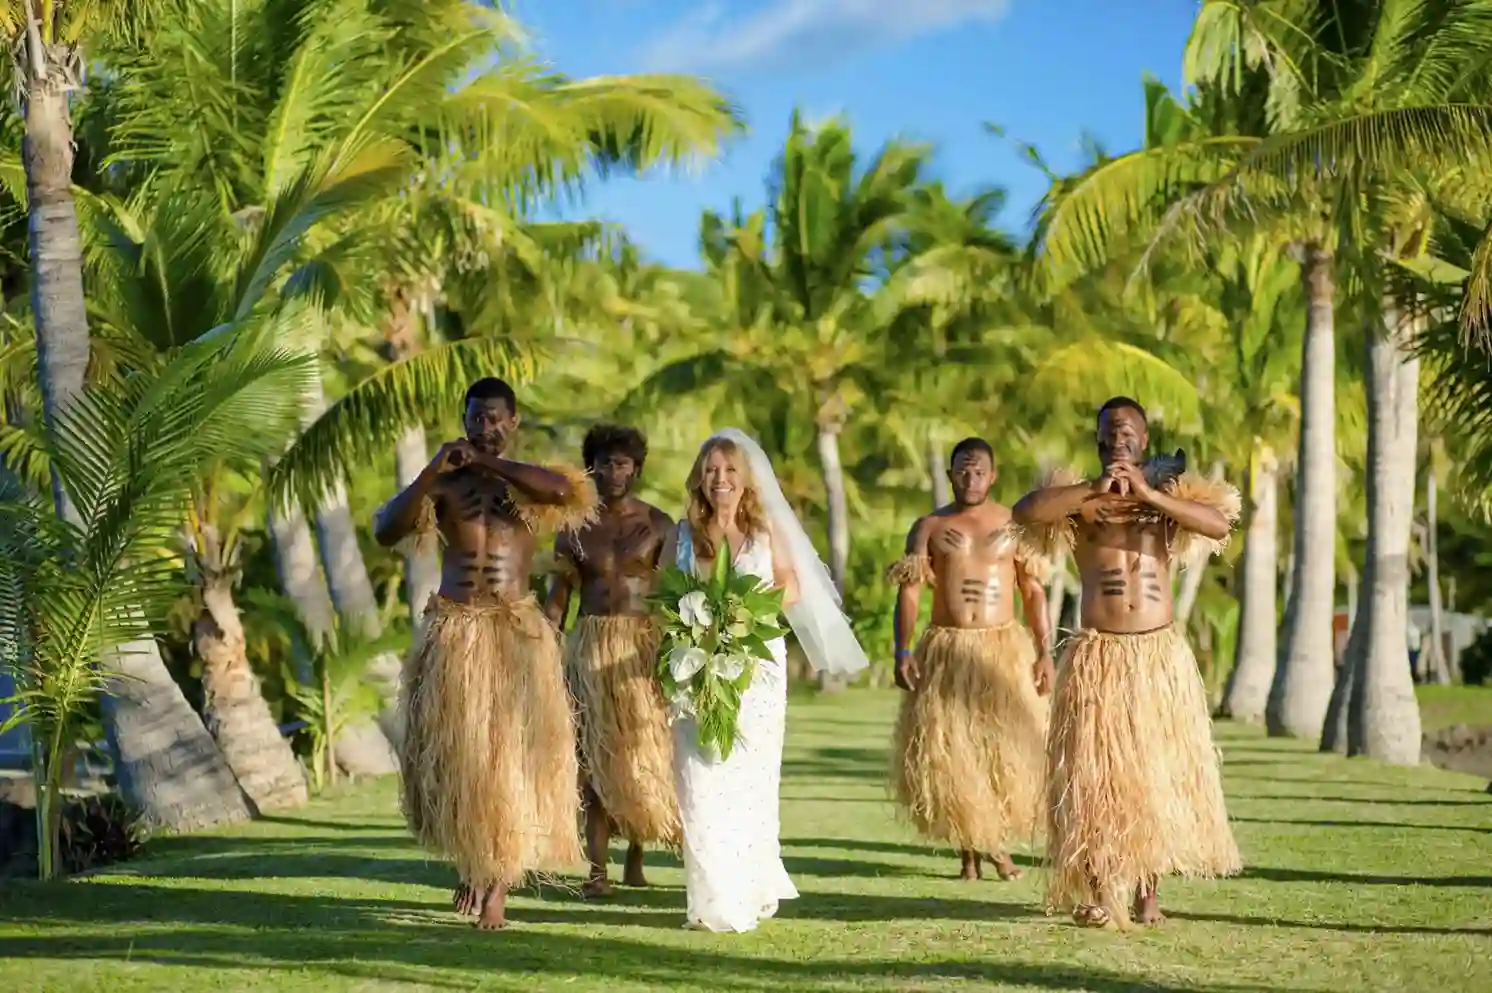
[{"xmin": 511, "ymin": 0, "xmax": 1195, "ymax": 269}]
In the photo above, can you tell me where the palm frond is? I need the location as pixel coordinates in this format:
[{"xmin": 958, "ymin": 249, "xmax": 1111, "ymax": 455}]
[
  {"xmin": 267, "ymin": 335, "xmax": 541, "ymax": 510},
  {"xmin": 1030, "ymin": 339, "xmax": 1204, "ymax": 432}
]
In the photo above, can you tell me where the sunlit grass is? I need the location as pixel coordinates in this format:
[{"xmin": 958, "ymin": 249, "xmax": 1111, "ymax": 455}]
[
  {"xmin": 0, "ymin": 691, "xmax": 1488, "ymax": 992},
  {"xmin": 1417, "ymin": 683, "xmax": 1492, "ymax": 732}
]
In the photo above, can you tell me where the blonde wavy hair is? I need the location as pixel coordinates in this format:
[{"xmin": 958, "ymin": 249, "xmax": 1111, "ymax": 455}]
[{"xmin": 685, "ymin": 437, "xmax": 770, "ymax": 560}]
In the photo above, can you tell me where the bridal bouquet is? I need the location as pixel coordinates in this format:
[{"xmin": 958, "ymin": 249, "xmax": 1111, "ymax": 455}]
[{"xmin": 650, "ymin": 543, "xmax": 787, "ymax": 761}]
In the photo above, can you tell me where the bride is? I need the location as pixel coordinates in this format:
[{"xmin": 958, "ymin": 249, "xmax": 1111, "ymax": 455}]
[{"xmin": 661, "ymin": 428, "xmax": 869, "ymax": 932}]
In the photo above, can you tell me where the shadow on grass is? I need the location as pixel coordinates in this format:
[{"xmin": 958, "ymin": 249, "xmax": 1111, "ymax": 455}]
[
  {"xmin": 1171, "ymin": 909, "xmax": 1490, "ymax": 937},
  {"xmin": 1231, "ymin": 816, "xmax": 1491, "ymax": 834},
  {"xmin": 1241, "ymin": 866, "xmax": 1492, "ymax": 888},
  {"xmin": 782, "ymin": 745, "xmax": 889, "ymax": 783},
  {"xmin": 6, "ymin": 875, "xmax": 1049, "ymax": 928},
  {"xmin": 1232, "ymin": 793, "xmax": 1492, "ymax": 807},
  {"xmin": 1224, "ymin": 768, "xmax": 1472, "ymax": 792},
  {"xmin": 0, "ymin": 912, "xmax": 1324, "ymax": 993},
  {"xmin": 785, "ymin": 836, "xmax": 930, "ymax": 858},
  {"xmin": 254, "ymin": 815, "xmax": 402, "ymax": 832}
]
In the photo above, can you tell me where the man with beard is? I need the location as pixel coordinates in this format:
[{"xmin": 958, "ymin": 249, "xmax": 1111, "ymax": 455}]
[
  {"xmin": 374, "ymin": 377, "xmax": 597, "ymax": 931},
  {"xmin": 545, "ymin": 424, "xmax": 679, "ymax": 899},
  {"xmin": 1012, "ymin": 396, "xmax": 1241, "ymax": 929},
  {"xmin": 888, "ymin": 437, "xmax": 1055, "ymax": 882}
]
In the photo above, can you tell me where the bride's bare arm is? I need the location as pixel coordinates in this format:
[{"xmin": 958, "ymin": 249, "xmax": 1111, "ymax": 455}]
[
  {"xmin": 659, "ymin": 522, "xmax": 680, "ymax": 575},
  {"xmin": 769, "ymin": 526, "xmax": 801, "ymax": 606}
]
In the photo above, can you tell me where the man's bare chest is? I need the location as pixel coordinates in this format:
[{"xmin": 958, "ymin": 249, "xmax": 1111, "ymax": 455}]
[
  {"xmin": 577, "ymin": 517, "xmax": 662, "ymax": 574},
  {"xmin": 929, "ymin": 519, "xmax": 1017, "ymax": 568},
  {"xmin": 438, "ymin": 473, "xmax": 520, "ymax": 528}
]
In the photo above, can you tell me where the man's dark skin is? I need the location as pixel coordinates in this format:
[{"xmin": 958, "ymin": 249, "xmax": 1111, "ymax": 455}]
[
  {"xmin": 1010, "ymin": 402, "xmax": 1229, "ymax": 926},
  {"xmin": 374, "ymin": 384, "xmax": 575, "ymax": 932},
  {"xmin": 893, "ymin": 443, "xmax": 1054, "ymax": 882},
  {"xmin": 544, "ymin": 439, "xmax": 672, "ymax": 900}
]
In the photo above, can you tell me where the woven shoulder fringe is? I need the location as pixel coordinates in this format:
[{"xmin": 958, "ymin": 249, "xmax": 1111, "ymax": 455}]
[
  {"xmin": 1167, "ymin": 472, "xmax": 1242, "ymax": 569},
  {"xmin": 373, "ymin": 493, "xmax": 441, "ymax": 558},
  {"xmin": 885, "ymin": 554, "xmax": 936, "ymax": 587},
  {"xmin": 565, "ymin": 615, "xmax": 681, "ymax": 847},
  {"xmin": 399, "ymin": 595, "xmax": 582, "ymax": 890},
  {"xmin": 1011, "ymin": 524, "xmax": 1055, "ymax": 583},
  {"xmin": 1015, "ymin": 467, "xmax": 1241, "ymax": 571},
  {"xmin": 1018, "ymin": 466, "xmax": 1082, "ymax": 563},
  {"xmin": 892, "ymin": 622, "xmax": 1049, "ymax": 855},
  {"xmin": 509, "ymin": 463, "xmax": 600, "ymax": 535},
  {"xmin": 1044, "ymin": 626, "xmax": 1240, "ymax": 928},
  {"xmin": 378, "ymin": 464, "xmax": 600, "ymax": 555}
]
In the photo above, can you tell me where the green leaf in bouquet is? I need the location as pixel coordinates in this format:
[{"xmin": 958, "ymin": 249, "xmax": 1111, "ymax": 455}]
[{"xmin": 714, "ymin": 540, "xmax": 733, "ymax": 586}]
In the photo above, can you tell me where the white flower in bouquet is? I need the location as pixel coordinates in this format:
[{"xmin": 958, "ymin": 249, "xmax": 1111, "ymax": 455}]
[
  {"xmin": 708, "ymin": 653, "xmax": 749, "ymax": 681},
  {"xmin": 668, "ymin": 686, "xmax": 698, "ymax": 723},
  {"xmin": 678, "ymin": 590, "xmax": 714, "ymax": 629},
  {"xmin": 668, "ymin": 644, "xmax": 708, "ymax": 682}
]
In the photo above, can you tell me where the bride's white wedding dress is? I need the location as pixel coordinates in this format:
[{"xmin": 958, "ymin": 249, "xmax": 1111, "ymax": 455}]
[{"xmin": 672, "ymin": 522, "xmax": 799, "ymax": 932}]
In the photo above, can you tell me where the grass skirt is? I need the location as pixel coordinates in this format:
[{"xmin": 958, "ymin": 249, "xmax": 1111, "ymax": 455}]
[
  {"xmin": 398, "ymin": 595, "xmax": 582, "ymax": 889},
  {"xmin": 892, "ymin": 622, "xmax": 1049, "ymax": 854},
  {"xmin": 1045, "ymin": 626, "xmax": 1240, "ymax": 923},
  {"xmin": 564, "ymin": 614, "xmax": 680, "ymax": 846}
]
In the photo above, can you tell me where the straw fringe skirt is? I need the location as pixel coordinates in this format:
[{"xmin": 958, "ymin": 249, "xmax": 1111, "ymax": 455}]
[
  {"xmin": 398, "ymin": 595, "xmax": 582, "ymax": 889},
  {"xmin": 1045, "ymin": 626, "xmax": 1240, "ymax": 923},
  {"xmin": 565, "ymin": 614, "xmax": 680, "ymax": 846},
  {"xmin": 892, "ymin": 622, "xmax": 1049, "ymax": 854}
]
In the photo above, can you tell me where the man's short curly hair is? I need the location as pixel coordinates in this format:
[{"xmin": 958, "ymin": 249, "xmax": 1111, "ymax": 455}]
[{"xmin": 582, "ymin": 423, "xmax": 648, "ymax": 472}]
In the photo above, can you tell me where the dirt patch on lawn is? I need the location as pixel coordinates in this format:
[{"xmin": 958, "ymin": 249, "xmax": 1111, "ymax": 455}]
[{"xmin": 1422, "ymin": 724, "xmax": 1492, "ymax": 785}]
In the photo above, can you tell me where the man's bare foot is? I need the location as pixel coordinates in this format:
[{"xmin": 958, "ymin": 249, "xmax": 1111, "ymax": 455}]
[
  {"xmin": 958, "ymin": 850, "xmax": 983, "ymax": 881},
  {"xmin": 453, "ymin": 883, "xmax": 480, "ymax": 916},
  {"xmin": 989, "ymin": 853, "xmax": 1024, "ymax": 881},
  {"xmin": 622, "ymin": 843, "xmax": 648, "ymax": 887},
  {"xmin": 1073, "ymin": 904, "xmax": 1115, "ymax": 929},
  {"xmin": 1132, "ymin": 885, "xmax": 1166, "ymax": 925},
  {"xmin": 476, "ymin": 886, "xmax": 508, "ymax": 931},
  {"xmin": 582, "ymin": 876, "xmax": 615, "ymax": 899}
]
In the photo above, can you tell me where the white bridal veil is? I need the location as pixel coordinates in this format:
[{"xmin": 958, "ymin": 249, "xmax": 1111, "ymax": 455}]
[{"xmin": 707, "ymin": 428, "xmax": 870, "ymax": 677}]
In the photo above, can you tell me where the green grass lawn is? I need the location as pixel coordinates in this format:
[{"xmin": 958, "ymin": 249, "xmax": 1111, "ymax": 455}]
[
  {"xmin": 1417, "ymin": 683, "xmax": 1492, "ymax": 732},
  {"xmin": 1, "ymin": 690, "xmax": 1489, "ymax": 993}
]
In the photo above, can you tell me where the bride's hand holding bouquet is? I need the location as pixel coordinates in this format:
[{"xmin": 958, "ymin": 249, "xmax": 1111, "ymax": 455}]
[{"xmin": 650, "ymin": 543, "xmax": 787, "ymax": 761}]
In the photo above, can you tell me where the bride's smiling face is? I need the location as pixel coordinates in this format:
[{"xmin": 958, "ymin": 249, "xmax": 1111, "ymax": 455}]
[{"xmin": 701, "ymin": 447, "xmax": 745, "ymax": 515}]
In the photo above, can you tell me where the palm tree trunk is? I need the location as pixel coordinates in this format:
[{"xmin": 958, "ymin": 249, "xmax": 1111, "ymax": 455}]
[
  {"xmin": 815, "ymin": 425, "xmax": 850, "ymax": 592},
  {"xmin": 100, "ymin": 649, "xmax": 253, "ymax": 830},
  {"xmin": 267, "ymin": 483, "xmax": 397, "ymax": 777},
  {"xmin": 927, "ymin": 432, "xmax": 950, "ymax": 508},
  {"xmin": 1422, "ymin": 461, "xmax": 1449, "ymax": 684},
  {"xmin": 1222, "ymin": 445, "xmax": 1278, "ymax": 723},
  {"xmin": 815, "ymin": 419, "xmax": 850, "ymax": 692},
  {"xmin": 380, "ymin": 291, "xmax": 439, "ymax": 633},
  {"xmin": 1268, "ymin": 243, "xmax": 1338, "ymax": 740},
  {"xmin": 267, "ymin": 500, "xmax": 337, "ymax": 652},
  {"xmin": 1345, "ymin": 564, "xmax": 1359, "ymax": 640},
  {"xmin": 1046, "ymin": 554, "xmax": 1067, "ymax": 636},
  {"xmin": 314, "ymin": 485, "xmax": 385, "ymax": 637},
  {"xmin": 192, "ymin": 529, "xmax": 309, "ymax": 811},
  {"xmin": 1320, "ymin": 589, "xmax": 1360, "ymax": 754},
  {"xmin": 1345, "ymin": 305, "xmax": 1422, "ymax": 764},
  {"xmin": 23, "ymin": 57, "xmax": 247, "ymax": 830},
  {"xmin": 23, "ymin": 65, "xmax": 89, "ymax": 524},
  {"xmin": 395, "ymin": 425, "xmax": 440, "ymax": 634},
  {"xmin": 303, "ymin": 375, "xmax": 403, "ymax": 741}
]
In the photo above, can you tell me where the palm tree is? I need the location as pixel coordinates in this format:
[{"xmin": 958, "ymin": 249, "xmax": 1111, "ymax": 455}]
[
  {"xmin": 257, "ymin": 5, "xmax": 744, "ymax": 547},
  {"xmin": 0, "ymin": 0, "xmax": 265, "ymax": 827},
  {"xmin": 84, "ymin": 183, "xmax": 328, "ymax": 810},
  {"xmin": 1, "ymin": 325, "xmax": 318, "ymax": 874},
  {"xmin": 1175, "ymin": 1, "xmax": 1492, "ymax": 759}
]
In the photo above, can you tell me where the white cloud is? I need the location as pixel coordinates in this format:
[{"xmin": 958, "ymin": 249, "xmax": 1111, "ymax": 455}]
[{"xmin": 639, "ymin": 0, "xmax": 1012, "ymax": 74}]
